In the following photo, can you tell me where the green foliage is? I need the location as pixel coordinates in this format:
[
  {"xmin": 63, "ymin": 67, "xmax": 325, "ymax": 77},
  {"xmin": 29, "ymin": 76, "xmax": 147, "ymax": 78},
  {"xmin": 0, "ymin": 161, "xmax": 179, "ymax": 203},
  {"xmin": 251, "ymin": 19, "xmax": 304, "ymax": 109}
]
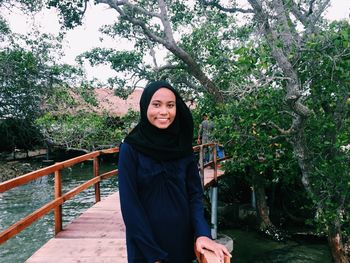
[
  {"xmin": 0, "ymin": 49, "xmax": 43, "ymax": 120},
  {"xmin": 169, "ymin": 1, "xmax": 194, "ymax": 30},
  {"xmin": 35, "ymin": 82, "xmax": 141, "ymax": 150},
  {"xmin": 0, "ymin": 0, "xmax": 44, "ymax": 12},
  {"xmin": 78, "ymin": 48, "xmax": 144, "ymax": 73},
  {"xmin": 36, "ymin": 112, "xmax": 125, "ymax": 150},
  {"xmin": 0, "ymin": 16, "xmax": 10, "ymax": 38},
  {"xmin": 78, "ymin": 48, "xmax": 153, "ymax": 93},
  {"xmin": 0, "ymin": 27, "xmax": 86, "ymax": 151},
  {"xmin": 215, "ymin": 88, "xmax": 297, "ymax": 184},
  {"xmin": 297, "ymin": 21, "xmax": 350, "ymax": 232},
  {"xmin": 0, "ymin": 118, "xmax": 42, "ymax": 151},
  {"xmin": 47, "ymin": 0, "xmax": 86, "ymax": 28},
  {"xmin": 77, "ymin": 84, "xmax": 98, "ymax": 106}
]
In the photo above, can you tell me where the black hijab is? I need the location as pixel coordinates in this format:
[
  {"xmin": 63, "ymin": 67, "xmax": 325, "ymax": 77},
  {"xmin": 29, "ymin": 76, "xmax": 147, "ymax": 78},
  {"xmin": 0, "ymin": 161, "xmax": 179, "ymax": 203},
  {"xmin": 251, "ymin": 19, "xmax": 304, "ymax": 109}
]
[{"xmin": 124, "ymin": 80, "xmax": 194, "ymax": 161}]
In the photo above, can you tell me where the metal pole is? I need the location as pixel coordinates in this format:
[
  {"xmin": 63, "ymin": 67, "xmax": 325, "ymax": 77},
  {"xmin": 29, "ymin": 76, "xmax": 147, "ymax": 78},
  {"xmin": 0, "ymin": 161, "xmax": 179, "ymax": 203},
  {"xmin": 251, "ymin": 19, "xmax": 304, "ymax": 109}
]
[
  {"xmin": 210, "ymin": 143, "xmax": 218, "ymax": 239},
  {"xmin": 211, "ymin": 185, "xmax": 218, "ymax": 239},
  {"xmin": 251, "ymin": 186, "xmax": 256, "ymax": 209}
]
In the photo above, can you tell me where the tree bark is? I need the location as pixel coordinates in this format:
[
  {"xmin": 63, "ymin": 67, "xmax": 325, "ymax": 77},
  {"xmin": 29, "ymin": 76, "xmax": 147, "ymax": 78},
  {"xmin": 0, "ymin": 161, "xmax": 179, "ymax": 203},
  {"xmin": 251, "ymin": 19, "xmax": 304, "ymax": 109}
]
[
  {"xmin": 327, "ymin": 221, "xmax": 349, "ymax": 263},
  {"xmin": 250, "ymin": 167, "xmax": 273, "ymax": 229},
  {"xmin": 254, "ymin": 182, "xmax": 272, "ymax": 229},
  {"xmin": 251, "ymin": 169, "xmax": 285, "ymax": 241}
]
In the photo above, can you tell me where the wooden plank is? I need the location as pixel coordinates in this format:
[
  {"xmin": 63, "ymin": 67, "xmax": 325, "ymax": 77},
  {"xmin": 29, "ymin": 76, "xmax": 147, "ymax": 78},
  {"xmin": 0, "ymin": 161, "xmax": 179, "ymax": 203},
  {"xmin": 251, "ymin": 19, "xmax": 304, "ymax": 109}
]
[
  {"xmin": 26, "ymin": 193, "xmax": 126, "ymax": 263},
  {"xmin": 26, "ymin": 239, "xmax": 127, "ymax": 263},
  {"xmin": 203, "ymin": 167, "xmax": 225, "ymax": 189}
]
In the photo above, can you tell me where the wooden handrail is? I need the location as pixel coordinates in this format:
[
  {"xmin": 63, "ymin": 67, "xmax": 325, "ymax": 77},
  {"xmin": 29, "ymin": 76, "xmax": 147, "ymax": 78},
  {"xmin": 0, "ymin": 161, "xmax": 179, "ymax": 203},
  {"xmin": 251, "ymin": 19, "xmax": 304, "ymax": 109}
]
[
  {"xmin": 196, "ymin": 248, "xmax": 231, "ymax": 263},
  {"xmin": 0, "ymin": 147, "xmax": 119, "ymax": 244}
]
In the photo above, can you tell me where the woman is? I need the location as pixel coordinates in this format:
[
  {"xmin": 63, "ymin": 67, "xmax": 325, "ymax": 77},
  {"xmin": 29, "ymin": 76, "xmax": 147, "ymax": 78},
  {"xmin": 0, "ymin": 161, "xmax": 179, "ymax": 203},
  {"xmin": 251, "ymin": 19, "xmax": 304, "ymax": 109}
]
[{"xmin": 118, "ymin": 80, "xmax": 231, "ymax": 263}]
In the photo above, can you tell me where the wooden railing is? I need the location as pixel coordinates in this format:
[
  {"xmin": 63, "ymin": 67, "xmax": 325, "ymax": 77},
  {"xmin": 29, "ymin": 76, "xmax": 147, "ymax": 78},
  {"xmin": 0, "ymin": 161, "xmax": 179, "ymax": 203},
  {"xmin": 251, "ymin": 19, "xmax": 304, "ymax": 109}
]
[
  {"xmin": 193, "ymin": 142, "xmax": 230, "ymax": 190},
  {"xmin": 0, "ymin": 145, "xmax": 230, "ymax": 263},
  {"xmin": 0, "ymin": 148, "xmax": 119, "ymax": 244}
]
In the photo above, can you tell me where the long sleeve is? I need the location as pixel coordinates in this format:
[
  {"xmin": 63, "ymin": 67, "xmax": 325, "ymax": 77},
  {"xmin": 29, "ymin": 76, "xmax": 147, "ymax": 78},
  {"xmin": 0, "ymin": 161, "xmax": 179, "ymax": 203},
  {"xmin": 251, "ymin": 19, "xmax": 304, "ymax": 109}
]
[
  {"xmin": 198, "ymin": 123, "xmax": 202, "ymax": 140},
  {"xmin": 118, "ymin": 143, "xmax": 168, "ymax": 263},
  {"xmin": 186, "ymin": 156, "xmax": 212, "ymax": 239}
]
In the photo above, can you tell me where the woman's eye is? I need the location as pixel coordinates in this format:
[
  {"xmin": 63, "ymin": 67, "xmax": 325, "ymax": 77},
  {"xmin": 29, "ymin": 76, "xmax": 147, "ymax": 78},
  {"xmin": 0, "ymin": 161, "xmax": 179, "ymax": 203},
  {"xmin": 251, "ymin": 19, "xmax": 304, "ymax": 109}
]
[
  {"xmin": 168, "ymin": 103, "xmax": 175, "ymax": 108},
  {"xmin": 152, "ymin": 102, "xmax": 160, "ymax": 107}
]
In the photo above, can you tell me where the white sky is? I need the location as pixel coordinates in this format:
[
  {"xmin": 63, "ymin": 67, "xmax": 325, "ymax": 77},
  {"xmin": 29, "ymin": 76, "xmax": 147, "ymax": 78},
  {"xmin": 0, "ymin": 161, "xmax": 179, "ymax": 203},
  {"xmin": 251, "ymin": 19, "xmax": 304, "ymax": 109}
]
[{"xmin": 2, "ymin": 0, "xmax": 350, "ymax": 82}]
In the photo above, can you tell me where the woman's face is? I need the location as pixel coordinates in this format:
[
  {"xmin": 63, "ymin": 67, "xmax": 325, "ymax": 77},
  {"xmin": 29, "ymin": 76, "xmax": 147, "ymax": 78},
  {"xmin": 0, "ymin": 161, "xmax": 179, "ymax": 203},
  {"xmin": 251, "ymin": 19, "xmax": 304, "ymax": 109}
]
[{"xmin": 147, "ymin": 87, "xmax": 176, "ymax": 129}]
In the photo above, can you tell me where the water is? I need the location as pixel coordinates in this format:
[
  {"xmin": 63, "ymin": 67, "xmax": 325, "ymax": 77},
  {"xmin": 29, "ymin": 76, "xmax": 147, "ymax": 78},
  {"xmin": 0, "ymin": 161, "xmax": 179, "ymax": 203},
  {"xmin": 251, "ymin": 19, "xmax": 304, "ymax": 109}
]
[
  {"xmin": 224, "ymin": 229, "xmax": 332, "ymax": 263},
  {"xmin": 0, "ymin": 161, "xmax": 118, "ymax": 263},
  {"xmin": 1, "ymin": 161, "xmax": 333, "ymax": 263}
]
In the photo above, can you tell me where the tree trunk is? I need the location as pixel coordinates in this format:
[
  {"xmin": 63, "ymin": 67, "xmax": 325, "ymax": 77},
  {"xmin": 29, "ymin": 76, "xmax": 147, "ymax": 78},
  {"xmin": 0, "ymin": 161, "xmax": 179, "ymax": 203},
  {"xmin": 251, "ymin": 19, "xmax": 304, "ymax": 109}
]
[
  {"xmin": 327, "ymin": 221, "xmax": 349, "ymax": 263},
  {"xmin": 249, "ymin": 167, "xmax": 273, "ymax": 229},
  {"xmin": 254, "ymin": 182, "xmax": 272, "ymax": 229},
  {"xmin": 250, "ymin": 167, "xmax": 286, "ymax": 241}
]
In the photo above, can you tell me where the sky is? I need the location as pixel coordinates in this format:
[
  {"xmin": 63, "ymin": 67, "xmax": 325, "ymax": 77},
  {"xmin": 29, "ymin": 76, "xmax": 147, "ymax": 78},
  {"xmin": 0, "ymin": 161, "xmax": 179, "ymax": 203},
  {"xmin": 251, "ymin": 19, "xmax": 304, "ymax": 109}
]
[{"xmin": 2, "ymin": 1, "xmax": 350, "ymax": 83}]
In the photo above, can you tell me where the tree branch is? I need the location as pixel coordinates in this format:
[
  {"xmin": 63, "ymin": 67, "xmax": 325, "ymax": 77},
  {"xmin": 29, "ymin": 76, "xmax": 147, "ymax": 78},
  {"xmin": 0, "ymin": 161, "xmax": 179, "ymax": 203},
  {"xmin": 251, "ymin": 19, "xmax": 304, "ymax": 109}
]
[
  {"xmin": 155, "ymin": 64, "xmax": 183, "ymax": 72},
  {"xmin": 158, "ymin": 0, "xmax": 176, "ymax": 45},
  {"xmin": 199, "ymin": 0, "xmax": 254, "ymax": 13},
  {"xmin": 97, "ymin": 0, "xmax": 161, "ymax": 18},
  {"xmin": 267, "ymin": 121, "xmax": 293, "ymax": 135},
  {"xmin": 97, "ymin": 0, "xmax": 223, "ymax": 102}
]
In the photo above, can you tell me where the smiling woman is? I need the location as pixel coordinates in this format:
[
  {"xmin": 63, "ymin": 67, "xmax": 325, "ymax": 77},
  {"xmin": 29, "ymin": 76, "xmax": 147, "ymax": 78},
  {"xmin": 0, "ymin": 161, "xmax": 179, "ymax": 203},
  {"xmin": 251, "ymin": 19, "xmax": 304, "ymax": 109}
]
[
  {"xmin": 147, "ymin": 88, "xmax": 176, "ymax": 129},
  {"xmin": 118, "ymin": 80, "xmax": 231, "ymax": 263}
]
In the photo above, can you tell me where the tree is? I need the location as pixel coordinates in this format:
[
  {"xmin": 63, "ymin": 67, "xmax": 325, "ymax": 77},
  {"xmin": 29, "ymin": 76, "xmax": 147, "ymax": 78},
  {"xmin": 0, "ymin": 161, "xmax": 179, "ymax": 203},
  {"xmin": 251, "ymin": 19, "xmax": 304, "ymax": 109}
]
[
  {"xmin": 298, "ymin": 21, "xmax": 350, "ymax": 262},
  {"xmin": 0, "ymin": 7, "xmax": 87, "ymax": 150},
  {"xmin": 48, "ymin": 0, "xmax": 227, "ymax": 101},
  {"xmin": 212, "ymin": 87, "xmax": 297, "ymax": 238},
  {"xmin": 199, "ymin": 1, "xmax": 349, "ymax": 261}
]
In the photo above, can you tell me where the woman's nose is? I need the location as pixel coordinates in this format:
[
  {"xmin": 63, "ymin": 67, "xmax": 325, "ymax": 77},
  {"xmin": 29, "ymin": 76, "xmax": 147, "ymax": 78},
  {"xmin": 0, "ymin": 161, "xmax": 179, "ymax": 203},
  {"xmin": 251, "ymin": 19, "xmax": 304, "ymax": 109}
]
[{"xmin": 159, "ymin": 106, "xmax": 168, "ymax": 114}]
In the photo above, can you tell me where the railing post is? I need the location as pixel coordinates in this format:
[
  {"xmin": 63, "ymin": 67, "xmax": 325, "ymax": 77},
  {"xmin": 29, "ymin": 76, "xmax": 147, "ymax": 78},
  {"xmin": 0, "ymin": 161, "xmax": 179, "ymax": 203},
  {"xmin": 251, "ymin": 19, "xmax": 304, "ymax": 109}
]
[
  {"xmin": 199, "ymin": 145, "xmax": 204, "ymax": 188},
  {"xmin": 54, "ymin": 170, "xmax": 62, "ymax": 235},
  {"xmin": 93, "ymin": 157, "xmax": 101, "ymax": 203}
]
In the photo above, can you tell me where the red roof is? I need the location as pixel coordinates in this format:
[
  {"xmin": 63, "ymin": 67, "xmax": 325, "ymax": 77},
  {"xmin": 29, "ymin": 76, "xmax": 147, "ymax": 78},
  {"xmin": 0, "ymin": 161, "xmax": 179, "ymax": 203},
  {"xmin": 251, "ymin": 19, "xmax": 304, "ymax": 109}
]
[{"xmin": 94, "ymin": 88, "xmax": 143, "ymax": 116}]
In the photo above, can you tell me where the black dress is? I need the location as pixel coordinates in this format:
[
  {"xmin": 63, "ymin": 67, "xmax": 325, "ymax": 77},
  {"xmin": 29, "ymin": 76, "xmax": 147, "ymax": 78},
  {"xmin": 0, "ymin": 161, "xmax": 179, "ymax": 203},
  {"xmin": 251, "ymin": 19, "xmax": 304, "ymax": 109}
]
[{"xmin": 118, "ymin": 142, "xmax": 211, "ymax": 263}]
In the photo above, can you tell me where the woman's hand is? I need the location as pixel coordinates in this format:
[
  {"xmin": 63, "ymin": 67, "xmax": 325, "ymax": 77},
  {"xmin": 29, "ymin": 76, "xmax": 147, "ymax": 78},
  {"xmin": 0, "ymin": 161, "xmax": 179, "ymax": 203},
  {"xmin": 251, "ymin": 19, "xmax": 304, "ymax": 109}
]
[{"xmin": 195, "ymin": 236, "xmax": 232, "ymax": 262}]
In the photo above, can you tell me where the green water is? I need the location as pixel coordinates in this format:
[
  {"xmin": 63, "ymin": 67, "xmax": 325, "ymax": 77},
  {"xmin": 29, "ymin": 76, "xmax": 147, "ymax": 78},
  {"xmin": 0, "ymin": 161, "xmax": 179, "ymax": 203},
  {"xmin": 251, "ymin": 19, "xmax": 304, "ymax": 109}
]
[
  {"xmin": 1, "ymin": 161, "xmax": 333, "ymax": 263},
  {"xmin": 224, "ymin": 229, "xmax": 332, "ymax": 263}
]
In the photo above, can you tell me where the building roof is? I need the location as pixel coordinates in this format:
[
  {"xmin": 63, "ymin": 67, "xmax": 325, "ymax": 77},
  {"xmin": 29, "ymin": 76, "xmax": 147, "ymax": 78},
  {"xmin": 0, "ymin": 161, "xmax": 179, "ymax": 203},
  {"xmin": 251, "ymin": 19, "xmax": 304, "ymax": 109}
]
[{"xmin": 94, "ymin": 88, "xmax": 143, "ymax": 116}]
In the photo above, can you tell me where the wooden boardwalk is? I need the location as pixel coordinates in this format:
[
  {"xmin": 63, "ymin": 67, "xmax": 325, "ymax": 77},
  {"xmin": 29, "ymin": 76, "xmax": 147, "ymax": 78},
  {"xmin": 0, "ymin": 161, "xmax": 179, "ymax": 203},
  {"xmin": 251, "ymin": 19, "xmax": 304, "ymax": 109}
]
[{"xmin": 26, "ymin": 167, "xmax": 225, "ymax": 263}]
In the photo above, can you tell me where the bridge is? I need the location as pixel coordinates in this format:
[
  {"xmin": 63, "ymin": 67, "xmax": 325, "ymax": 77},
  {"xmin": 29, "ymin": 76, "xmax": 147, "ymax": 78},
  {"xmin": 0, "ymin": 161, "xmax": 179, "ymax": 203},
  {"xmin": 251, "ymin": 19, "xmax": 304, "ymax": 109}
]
[{"xmin": 0, "ymin": 143, "xmax": 232, "ymax": 263}]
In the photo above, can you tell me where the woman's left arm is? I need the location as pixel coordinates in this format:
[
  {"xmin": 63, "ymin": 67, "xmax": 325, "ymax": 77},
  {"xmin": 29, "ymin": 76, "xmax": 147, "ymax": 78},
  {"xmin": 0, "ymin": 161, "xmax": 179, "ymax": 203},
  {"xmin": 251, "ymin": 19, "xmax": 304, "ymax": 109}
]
[
  {"xmin": 186, "ymin": 157, "xmax": 231, "ymax": 261},
  {"xmin": 186, "ymin": 157, "xmax": 211, "ymax": 238}
]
